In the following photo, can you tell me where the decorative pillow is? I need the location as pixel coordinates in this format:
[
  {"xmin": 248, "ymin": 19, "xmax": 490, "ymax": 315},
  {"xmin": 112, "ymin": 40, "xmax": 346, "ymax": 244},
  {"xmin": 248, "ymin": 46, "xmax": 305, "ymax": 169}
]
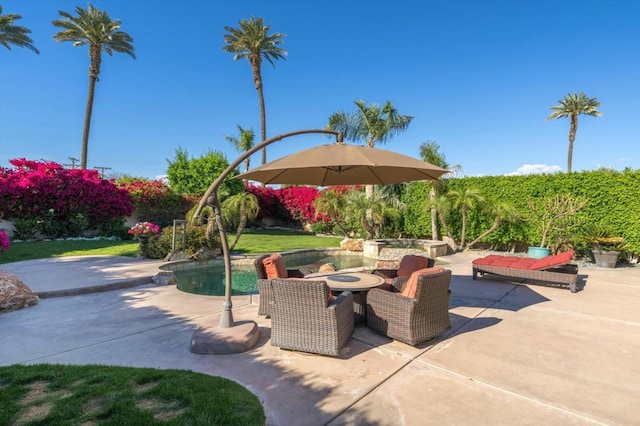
[
  {"xmin": 397, "ymin": 255, "xmax": 430, "ymax": 278},
  {"xmin": 400, "ymin": 267, "xmax": 446, "ymax": 299},
  {"xmin": 263, "ymin": 253, "xmax": 288, "ymax": 279}
]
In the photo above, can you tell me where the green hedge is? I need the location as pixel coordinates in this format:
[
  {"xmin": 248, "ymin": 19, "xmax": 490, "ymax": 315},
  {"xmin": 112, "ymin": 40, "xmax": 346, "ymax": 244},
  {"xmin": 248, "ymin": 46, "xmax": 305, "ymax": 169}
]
[{"xmin": 402, "ymin": 169, "xmax": 640, "ymax": 254}]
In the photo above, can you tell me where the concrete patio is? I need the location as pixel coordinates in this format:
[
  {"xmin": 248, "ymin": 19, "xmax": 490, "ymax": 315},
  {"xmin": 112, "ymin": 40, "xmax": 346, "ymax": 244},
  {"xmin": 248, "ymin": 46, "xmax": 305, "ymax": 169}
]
[{"xmin": 1, "ymin": 252, "xmax": 638, "ymax": 425}]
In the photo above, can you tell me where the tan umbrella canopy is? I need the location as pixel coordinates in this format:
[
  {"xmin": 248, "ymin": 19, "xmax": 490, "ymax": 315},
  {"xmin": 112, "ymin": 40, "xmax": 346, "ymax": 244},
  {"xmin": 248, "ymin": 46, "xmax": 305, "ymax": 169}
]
[{"xmin": 236, "ymin": 142, "xmax": 449, "ymax": 185}]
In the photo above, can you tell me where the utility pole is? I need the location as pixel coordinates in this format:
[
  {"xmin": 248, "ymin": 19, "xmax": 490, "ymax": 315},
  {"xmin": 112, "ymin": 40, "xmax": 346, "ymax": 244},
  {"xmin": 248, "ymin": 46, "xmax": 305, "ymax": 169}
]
[
  {"xmin": 94, "ymin": 166, "xmax": 111, "ymax": 179},
  {"xmin": 64, "ymin": 157, "xmax": 80, "ymax": 169}
]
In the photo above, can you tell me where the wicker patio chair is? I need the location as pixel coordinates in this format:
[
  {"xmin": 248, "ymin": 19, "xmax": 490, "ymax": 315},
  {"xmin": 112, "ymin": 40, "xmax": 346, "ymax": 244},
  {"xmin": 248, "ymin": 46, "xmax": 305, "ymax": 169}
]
[
  {"xmin": 366, "ymin": 269, "xmax": 452, "ymax": 346},
  {"xmin": 371, "ymin": 254, "xmax": 435, "ymax": 290},
  {"xmin": 255, "ymin": 253, "xmax": 307, "ymax": 317},
  {"xmin": 270, "ymin": 278, "xmax": 355, "ymax": 356}
]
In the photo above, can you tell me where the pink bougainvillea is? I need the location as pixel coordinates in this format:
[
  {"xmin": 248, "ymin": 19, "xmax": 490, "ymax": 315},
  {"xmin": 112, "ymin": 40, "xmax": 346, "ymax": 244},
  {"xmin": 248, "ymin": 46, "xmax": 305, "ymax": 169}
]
[
  {"xmin": 0, "ymin": 231, "xmax": 10, "ymax": 252},
  {"xmin": 0, "ymin": 158, "xmax": 133, "ymax": 228}
]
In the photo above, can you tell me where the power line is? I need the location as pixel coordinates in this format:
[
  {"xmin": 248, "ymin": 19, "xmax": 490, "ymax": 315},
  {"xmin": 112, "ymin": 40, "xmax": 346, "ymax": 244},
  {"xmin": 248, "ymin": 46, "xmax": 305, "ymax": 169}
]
[
  {"xmin": 63, "ymin": 157, "xmax": 80, "ymax": 169},
  {"xmin": 94, "ymin": 166, "xmax": 112, "ymax": 178}
]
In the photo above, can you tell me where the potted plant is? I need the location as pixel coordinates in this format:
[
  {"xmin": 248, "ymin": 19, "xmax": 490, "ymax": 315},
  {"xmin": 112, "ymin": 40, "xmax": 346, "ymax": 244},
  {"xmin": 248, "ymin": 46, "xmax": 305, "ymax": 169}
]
[
  {"xmin": 579, "ymin": 224, "xmax": 626, "ymax": 268},
  {"xmin": 525, "ymin": 194, "xmax": 587, "ymax": 258}
]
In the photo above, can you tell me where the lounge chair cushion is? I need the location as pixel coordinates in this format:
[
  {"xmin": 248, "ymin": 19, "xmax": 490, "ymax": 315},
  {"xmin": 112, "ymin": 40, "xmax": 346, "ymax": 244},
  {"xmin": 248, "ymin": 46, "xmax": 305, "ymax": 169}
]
[
  {"xmin": 472, "ymin": 251, "xmax": 575, "ymax": 271},
  {"xmin": 400, "ymin": 267, "xmax": 446, "ymax": 298},
  {"xmin": 397, "ymin": 255, "xmax": 431, "ymax": 278},
  {"xmin": 263, "ymin": 253, "xmax": 288, "ymax": 279}
]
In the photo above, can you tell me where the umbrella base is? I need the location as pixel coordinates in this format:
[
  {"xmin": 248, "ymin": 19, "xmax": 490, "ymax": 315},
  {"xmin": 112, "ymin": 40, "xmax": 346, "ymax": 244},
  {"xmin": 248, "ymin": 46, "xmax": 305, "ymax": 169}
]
[{"xmin": 190, "ymin": 321, "xmax": 260, "ymax": 355}]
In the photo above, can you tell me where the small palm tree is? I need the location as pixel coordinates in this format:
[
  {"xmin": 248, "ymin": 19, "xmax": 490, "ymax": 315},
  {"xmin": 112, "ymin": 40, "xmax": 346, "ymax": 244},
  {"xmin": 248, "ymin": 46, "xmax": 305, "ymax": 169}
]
[
  {"xmin": 426, "ymin": 193, "xmax": 455, "ymax": 247},
  {"xmin": 546, "ymin": 92, "xmax": 602, "ymax": 173},
  {"xmin": 448, "ymin": 187, "xmax": 485, "ymax": 250},
  {"xmin": 419, "ymin": 141, "xmax": 461, "ymax": 239},
  {"xmin": 222, "ymin": 191, "xmax": 259, "ymax": 250},
  {"xmin": 53, "ymin": 4, "xmax": 135, "ymax": 169},
  {"xmin": 0, "ymin": 5, "xmax": 39, "ymax": 53},
  {"xmin": 223, "ymin": 17, "xmax": 286, "ymax": 165},
  {"xmin": 224, "ymin": 125, "xmax": 255, "ymax": 174},
  {"xmin": 465, "ymin": 201, "xmax": 519, "ymax": 250},
  {"xmin": 344, "ymin": 189, "xmax": 402, "ymax": 239},
  {"xmin": 313, "ymin": 190, "xmax": 348, "ymax": 236}
]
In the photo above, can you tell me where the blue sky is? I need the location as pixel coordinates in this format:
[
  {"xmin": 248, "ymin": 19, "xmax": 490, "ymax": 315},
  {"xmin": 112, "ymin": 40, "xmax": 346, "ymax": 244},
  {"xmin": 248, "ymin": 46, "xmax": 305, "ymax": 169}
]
[{"xmin": 1, "ymin": 0, "xmax": 638, "ymax": 180}]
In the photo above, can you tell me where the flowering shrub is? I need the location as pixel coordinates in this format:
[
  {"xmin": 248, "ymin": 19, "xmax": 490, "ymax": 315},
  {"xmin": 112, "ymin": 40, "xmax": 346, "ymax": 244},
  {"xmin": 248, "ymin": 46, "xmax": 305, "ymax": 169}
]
[
  {"xmin": 0, "ymin": 159, "xmax": 133, "ymax": 238},
  {"xmin": 117, "ymin": 178, "xmax": 196, "ymax": 227},
  {"xmin": 278, "ymin": 186, "xmax": 320, "ymax": 223},
  {"xmin": 0, "ymin": 231, "xmax": 9, "ymax": 253},
  {"xmin": 128, "ymin": 222, "xmax": 160, "ymax": 237}
]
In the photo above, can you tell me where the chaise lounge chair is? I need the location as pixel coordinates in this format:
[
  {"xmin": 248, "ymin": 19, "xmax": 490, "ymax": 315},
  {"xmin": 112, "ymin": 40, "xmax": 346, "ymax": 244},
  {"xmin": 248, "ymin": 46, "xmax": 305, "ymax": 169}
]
[{"xmin": 472, "ymin": 250, "xmax": 579, "ymax": 293}]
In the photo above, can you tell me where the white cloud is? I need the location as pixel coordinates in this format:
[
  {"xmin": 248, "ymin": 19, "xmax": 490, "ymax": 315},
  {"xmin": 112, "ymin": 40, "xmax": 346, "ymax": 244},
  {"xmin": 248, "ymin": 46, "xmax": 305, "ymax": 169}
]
[
  {"xmin": 155, "ymin": 174, "xmax": 169, "ymax": 183},
  {"xmin": 506, "ymin": 164, "xmax": 563, "ymax": 176}
]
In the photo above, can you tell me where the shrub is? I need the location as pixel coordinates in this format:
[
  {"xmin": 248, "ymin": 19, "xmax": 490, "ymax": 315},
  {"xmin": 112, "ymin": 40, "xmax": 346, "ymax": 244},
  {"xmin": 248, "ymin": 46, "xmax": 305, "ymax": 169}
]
[
  {"xmin": 141, "ymin": 225, "xmax": 220, "ymax": 259},
  {"xmin": 0, "ymin": 159, "xmax": 132, "ymax": 239}
]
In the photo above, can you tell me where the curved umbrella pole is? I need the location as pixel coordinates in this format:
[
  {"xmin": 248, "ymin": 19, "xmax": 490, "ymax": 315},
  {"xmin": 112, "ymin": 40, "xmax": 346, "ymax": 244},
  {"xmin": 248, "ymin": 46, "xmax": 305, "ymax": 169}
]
[{"xmin": 194, "ymin": 129, "xmax": 343, "ymax": 329}]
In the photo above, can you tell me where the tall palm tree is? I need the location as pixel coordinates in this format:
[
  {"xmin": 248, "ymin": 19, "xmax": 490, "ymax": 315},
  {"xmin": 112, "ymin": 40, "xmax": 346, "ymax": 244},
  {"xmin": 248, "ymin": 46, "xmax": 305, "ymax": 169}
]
[
  {"xmin": 448, "ymin": 187, "xmax": 485, "ymax": 250},
  {"xmin": 224, "ymin": 125, "xmax": 255, "ymax": 173},
  {"xmin": 53, "ymin": 5, "xmax": 135, "ymax": 169},
  {"xmin": 0, "ymin": 5, "xmax": 39, "ymax": 53},
  {"xmin": 328, "ymin": 100, "xmax": 413, "ymax": 198},
  {"xmin": 419, "ymin": 141, "xmax": 461, "ymax": 239},
  {"xmin": 223, "ymin": 17, "xmax": 286, "ymax": 165},
  {"xmin": 546, "ymin": 92, "xmax": 602, "ymax": 173}
]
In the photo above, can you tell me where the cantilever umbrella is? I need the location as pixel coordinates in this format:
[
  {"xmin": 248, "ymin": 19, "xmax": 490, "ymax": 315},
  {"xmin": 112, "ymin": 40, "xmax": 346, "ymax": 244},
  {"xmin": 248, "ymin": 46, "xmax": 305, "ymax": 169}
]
[{"xmin": 236, "ymin": 142, "xmax": 449, "ymax": 185}]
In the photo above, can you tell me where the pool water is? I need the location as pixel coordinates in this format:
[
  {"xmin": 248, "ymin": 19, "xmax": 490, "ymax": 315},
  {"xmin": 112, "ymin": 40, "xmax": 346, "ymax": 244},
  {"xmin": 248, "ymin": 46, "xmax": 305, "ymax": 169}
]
[{"xmin": 170, "ymin": 252, "xmax": 377, "ymax": 296}]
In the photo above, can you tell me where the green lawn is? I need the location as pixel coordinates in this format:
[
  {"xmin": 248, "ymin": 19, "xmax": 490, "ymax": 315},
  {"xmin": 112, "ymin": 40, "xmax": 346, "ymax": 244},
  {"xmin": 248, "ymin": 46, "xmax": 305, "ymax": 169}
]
[
  {"xmin": 0, "ymin": 364, "xmax": 264, "ymax": 425},
  {"xmin": 0, "ymin": 230, "xmax": 344, "ymax": 264}
]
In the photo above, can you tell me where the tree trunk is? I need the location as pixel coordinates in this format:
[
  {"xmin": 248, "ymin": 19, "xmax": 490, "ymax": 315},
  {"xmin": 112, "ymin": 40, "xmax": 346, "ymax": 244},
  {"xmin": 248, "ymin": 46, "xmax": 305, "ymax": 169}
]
[
  {"xmin": 228, "ymin": 202, "xmax": 247, "ymax": 250},
  {"xmin": 567, "ymin": 114, "xmax": 578, "ymax": 173},
  {"xmin": 429, "ymin": 187, "xmax": 438, "ymax": 239},
  {"xmin": 466, "ymin": 217, "xmax": 500, "ymax": 250},
  {"xmin": 81, "ymin": 47, "xmax": 101, "ymax": 169},
  {"xmin": 438, "ymin": 209, "xmax": 456, "ymax": 250},
  {"xmin": 251, "ymin": 59, "xmax": 267, "ymax": 166},
  {"xmin": 460, "ymin": 205, "xmax": 468, "ymax": 249}
]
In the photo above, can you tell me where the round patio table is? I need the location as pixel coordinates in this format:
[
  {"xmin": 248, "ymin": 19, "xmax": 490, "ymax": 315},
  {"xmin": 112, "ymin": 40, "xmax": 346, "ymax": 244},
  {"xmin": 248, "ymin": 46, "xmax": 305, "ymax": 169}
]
[{"xmin": 305, "ymin": 271, "xmax": 385, "ymax": 324}]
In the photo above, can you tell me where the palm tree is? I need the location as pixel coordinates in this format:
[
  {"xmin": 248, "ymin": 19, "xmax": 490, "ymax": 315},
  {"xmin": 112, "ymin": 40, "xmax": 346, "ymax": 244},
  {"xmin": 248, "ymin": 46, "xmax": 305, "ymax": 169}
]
[
  {"xmin": 0, "ymin": 5, "xmax": 39, "ymax": 53},
  {"xmin": 222, "ymin": 191, "xmax": 259, "ymax": 250},
  {"xmin": 465, "ymin": 201, "xmax": 519, "ymax": 250},
  {"xmin": 448, "ymin": 187, "xmax": 485, "ymax": 250},
  {"xmin": 419, "ymin": 141, "xmax": 461, "ymax": 239},
  {"xmin": 313, "ymin": 189, "xmax": 349, "ymax": 236},
  {"xmin": 223, "ymin": 17, "xmax": 286, "ymax": 165},
  {"xmin": 428, "ymin": 194, "xmax": 455, "ymax": 247},
  {"xmin": 53, "ymin": 5, "xmax": 135, "ymax": 169},
  {"xmin": 328, "ymin": 100, "xmax": 413, "ymax": 198},
  {"xmin": 224, "ymin": 125, "xmax": 255, "ymax": 174},
  {"xmin": 546, "ymin": 92, "xmax": 602, "ymax": 173},
  {"xmin": 344, "ymin": 188, "xmax": 403, "ymax": 239}
]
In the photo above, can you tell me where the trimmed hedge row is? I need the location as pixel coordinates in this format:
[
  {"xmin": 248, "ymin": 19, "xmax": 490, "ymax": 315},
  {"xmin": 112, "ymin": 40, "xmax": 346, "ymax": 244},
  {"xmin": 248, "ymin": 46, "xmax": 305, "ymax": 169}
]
[{"xmin": 402, "ymin": 169, "xmax": 640, "ymax": 253}]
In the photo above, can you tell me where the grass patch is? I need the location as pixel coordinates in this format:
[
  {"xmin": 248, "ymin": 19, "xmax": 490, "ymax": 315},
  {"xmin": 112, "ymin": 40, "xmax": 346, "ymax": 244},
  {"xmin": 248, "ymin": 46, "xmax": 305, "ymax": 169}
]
[
  {"xmin": 0, "ymin": 240, "xmax": 140, "ymax": 264},
  {"xmin": 233, "ymin": 229, "xmax": 343, "ymax": 254},
  {"xmin": 0, "ymin": 364, "xmax": 265, "ymax": 425},
  {"xmin": 0, "ymin": 230, "xmax": 345, "ymax": 264}
]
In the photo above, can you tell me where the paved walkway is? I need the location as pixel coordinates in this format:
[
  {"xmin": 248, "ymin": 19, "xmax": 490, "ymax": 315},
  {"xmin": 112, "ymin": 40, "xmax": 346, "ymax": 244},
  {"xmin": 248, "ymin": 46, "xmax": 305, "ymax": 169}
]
[{"xmin": 1, "ymin": 253, "xmax": 639, "ymax": 425}]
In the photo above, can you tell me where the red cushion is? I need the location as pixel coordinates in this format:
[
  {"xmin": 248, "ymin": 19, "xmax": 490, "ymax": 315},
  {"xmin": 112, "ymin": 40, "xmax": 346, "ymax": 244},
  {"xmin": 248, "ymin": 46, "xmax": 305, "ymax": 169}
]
[
  {"xmin": 263, "ymin": 253, "xmax": 288, "ymax": 279},
  {"xmin": 529, "ymin": 251, "xmax": 574, "ymax": 270},
  {"xmin": 397, "ymin": 255, "xmax": 430, "ymax": 277},
  {"xmin": 400, "ymin": 267, "xmax": 446, "ymax": 299}
]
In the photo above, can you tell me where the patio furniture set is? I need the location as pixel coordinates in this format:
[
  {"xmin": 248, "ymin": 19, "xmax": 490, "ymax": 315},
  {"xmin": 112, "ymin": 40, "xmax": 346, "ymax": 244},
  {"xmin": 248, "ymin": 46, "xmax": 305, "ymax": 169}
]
[
  {"xmin": 255, "ymin": 251, "xmax": 580, "ymax": 357},
  {"xmin": 255, "ymin": 254, "xmax": 453, "ymax": 356}
]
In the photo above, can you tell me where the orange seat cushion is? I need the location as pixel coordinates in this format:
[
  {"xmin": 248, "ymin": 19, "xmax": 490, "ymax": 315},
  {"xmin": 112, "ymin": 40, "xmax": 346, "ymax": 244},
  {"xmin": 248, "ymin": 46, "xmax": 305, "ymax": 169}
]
[
  {"xmin": 400, "ymin": 267, "xmax": 446, "ymax": 299},
  {"xmin": 397, "ymin": 255, "xmax": 431, "ymax": 278},
  {"xmin": 263, "ymin": 253, "xmax": 288, "ymax": 279}
]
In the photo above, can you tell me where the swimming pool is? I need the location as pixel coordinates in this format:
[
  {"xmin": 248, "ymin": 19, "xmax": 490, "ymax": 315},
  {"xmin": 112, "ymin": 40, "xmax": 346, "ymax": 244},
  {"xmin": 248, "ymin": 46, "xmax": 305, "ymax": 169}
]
[{"xmin": 165, "ymin": 249, "xmax": 378, "ymax": 296}]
